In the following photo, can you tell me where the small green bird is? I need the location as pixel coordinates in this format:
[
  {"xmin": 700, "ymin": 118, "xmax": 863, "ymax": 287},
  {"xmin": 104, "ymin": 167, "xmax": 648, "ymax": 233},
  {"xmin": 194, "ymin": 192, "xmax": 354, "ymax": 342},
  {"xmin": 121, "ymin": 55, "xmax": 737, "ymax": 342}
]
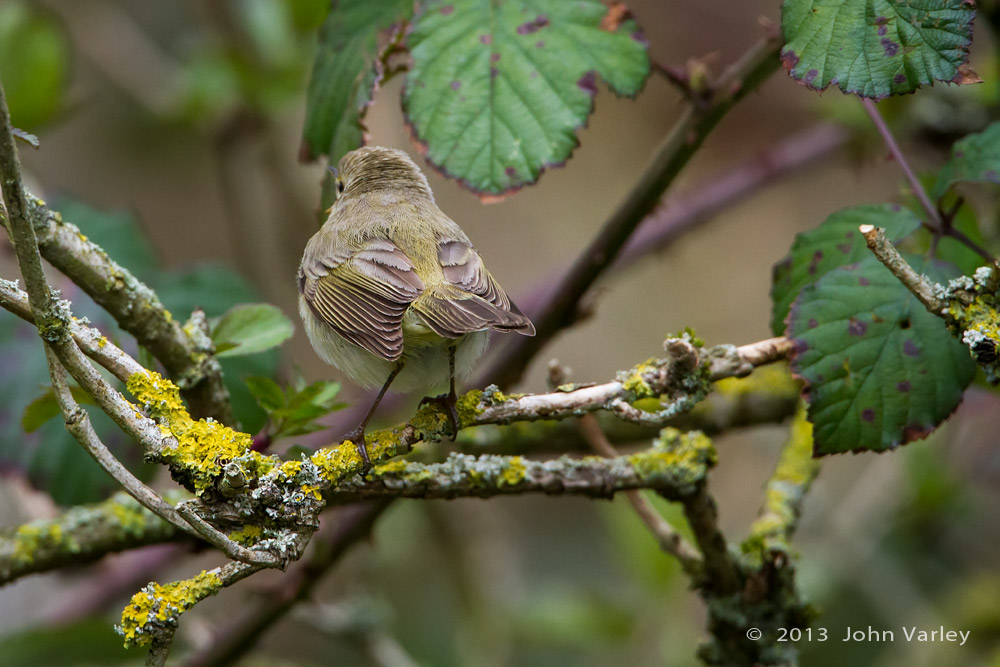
[{"xmin": 298, "ymin": 146, "xmax": 535, "ymax": 467}]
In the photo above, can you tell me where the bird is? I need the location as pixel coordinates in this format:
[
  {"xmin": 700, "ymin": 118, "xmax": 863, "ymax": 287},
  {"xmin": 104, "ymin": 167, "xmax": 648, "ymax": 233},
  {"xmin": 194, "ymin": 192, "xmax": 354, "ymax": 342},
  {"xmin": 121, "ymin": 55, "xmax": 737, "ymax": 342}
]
[{"xmin": 297, "ymin": 146, "xmax": 535, "ymax": 468}]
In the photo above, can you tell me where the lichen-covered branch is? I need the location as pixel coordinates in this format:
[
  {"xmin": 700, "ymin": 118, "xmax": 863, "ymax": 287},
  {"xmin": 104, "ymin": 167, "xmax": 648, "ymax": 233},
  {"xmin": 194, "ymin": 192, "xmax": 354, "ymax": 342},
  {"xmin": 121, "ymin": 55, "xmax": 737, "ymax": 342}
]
[
  {"xmin": 0, "ymin": 492, "xmax": 185, "ymax": 585},
  {"xmin": 480, "ymin": 32, "xmax": 783, "ymax": 389},
  {"xmin": 861, "ymin": 225, "xmax": 1000, "ymax": 383},
  {"xmin": 325, "ymin": 441, "xmax": 714, "ymax": 504},
  {"xmin": 458, "ymin": 364, "xmax": 800, "ymax": 455}
]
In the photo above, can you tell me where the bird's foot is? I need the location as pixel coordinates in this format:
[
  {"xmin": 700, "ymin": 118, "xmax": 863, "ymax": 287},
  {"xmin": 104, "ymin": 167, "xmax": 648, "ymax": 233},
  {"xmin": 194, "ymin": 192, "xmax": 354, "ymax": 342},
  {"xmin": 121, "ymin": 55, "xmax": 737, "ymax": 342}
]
[
  {"xmin": 418, "ymin": 392, "xmax": 460, "ymax": 439},
  {"xmin": 342, "ymin": 426, "xmax": 372, "ymax": 473}
]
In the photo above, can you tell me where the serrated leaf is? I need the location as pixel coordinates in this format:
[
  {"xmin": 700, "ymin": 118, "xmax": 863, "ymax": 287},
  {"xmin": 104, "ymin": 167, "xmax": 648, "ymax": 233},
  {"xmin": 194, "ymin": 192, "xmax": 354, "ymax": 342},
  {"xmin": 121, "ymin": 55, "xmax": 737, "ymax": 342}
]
[
  {"xmin": 245, "ymin": 376, "xmax": 286, "ymax": 411},
  {"xmin": 781, "ymin": 0, "xmax": 976, "ymax": 99},
  {"xmin": 0, "ymin": 1, "xmax": 70, "ymax": 129},
  {"xmin": 22, "ymin": 385, "xmax": 96, "ymax": 433},
  {"xmin": 789, "ymin": 256, "xmax": 975, "ymax": 456},
  {"xmin": 211, "ymin": 303, "xmax": 294, "ymax": 358},
  {"xmin": 403, "ymin": 0, "xmax": 649, "ymax": 195},
  {"xmin": 301, "ymin": 0, "xmax": 413, "ymax": 162},
  {"xmin": 771, "ymin": 204, "xmax": 922, "ymax": 335},
  {"xmin": 931, "ymin": 121, "xmax": 1000, "ymax": 200}
]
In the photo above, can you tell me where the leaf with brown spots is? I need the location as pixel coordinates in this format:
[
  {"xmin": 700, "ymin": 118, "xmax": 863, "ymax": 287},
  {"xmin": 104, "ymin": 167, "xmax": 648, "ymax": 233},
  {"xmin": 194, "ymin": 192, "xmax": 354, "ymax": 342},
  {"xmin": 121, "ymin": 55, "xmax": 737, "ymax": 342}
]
[
  {"xmin": 403, "ymin": 0, "xmax": 649, "ymax": 196},
  {"xmin": 770, "ymin": 204, "xmax": 921, "ymax": 336},
  {"xmin": 781, "ymin": 0, "xmax": 976, "ymax": 99},
  {"xmin": 788, "ymin": 255, "xmax": 975, "ymax": 456}
]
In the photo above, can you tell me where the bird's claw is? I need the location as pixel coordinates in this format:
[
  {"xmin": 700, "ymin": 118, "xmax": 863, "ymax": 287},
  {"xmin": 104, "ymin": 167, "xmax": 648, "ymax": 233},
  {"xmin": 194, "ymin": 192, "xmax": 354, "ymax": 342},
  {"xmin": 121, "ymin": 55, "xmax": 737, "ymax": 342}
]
[{"xmin": 419, "ymin": 392, "xmax": 460, "ymax": 439}]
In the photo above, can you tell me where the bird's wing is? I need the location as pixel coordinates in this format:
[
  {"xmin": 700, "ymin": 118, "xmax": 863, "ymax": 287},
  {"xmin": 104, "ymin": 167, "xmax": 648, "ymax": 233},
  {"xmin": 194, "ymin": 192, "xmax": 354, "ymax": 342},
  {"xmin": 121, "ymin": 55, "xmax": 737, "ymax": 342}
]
[
  {"xmin": 412, "ymin": 238, "xmax": 535, "ymax": 339},
  {"xmin": 299, "ymin": 237, "xmax": 424, "ymax": 361}
]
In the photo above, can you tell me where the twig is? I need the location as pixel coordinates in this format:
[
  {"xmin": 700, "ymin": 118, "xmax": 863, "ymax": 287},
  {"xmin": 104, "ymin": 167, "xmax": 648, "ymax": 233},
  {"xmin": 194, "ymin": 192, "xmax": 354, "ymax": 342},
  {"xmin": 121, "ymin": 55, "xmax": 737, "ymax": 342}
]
[
  {"xmin": 860, "ymin": 98, "xmax": 942, "ymax": 229},
  {"xmin": 0, "ymin": 277, "xmax": 144, "ymax": 382},
  {"xmin": 478, "ymin": 34, "xmax": 783, "ymax": 389},
  {"xmin": 43, "ymin": 346, "xmax": 207, "ymax": 541},
  {"xmin": 859, "ymin": 225, "xmax": 946, "ymax": 314},
  {"xmin": 578, "ymin": 414, "xmax": 702, "ymax": 575}
]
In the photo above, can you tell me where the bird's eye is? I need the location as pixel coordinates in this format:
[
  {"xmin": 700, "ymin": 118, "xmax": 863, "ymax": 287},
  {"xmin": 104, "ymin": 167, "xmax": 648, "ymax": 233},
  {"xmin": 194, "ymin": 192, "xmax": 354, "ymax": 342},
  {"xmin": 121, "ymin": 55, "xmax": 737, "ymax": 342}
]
[{"xmin": 337, "ymin": 179, "xmax": 345, "ymax": 194}]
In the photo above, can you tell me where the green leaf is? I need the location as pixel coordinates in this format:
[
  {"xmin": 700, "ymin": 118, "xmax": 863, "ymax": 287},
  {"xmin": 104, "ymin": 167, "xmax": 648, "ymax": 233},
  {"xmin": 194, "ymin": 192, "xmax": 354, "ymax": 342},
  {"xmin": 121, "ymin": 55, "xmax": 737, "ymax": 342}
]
[
  {"xmin": 781, "ymin": 0, "xmax": 977, "ymax": 99},
  {"xmin": 931, "ymin": 121, "xmax": 1000, "ymax": 200},
  {"xmin": 22, "ymin": 385, "xmax": 95, "ymax": 433},
  {"xmin": 245, "ymin": 375, "xmax": 287, "ymax": 411},
  {"xmin": 0, "ymin": 1, "xmax": 70, "ymax": 130},
  {"xmin": 789, "ymin": 256, "xmax": 975, "ymax": 456},
  {"xmin": 210, "ymin": 303, "xmax": 294, "ymax": 358},
  {"xmin": 301, "ymin": 0, "xmax": 413, "ymax": 162},
  {"xmin": 404, "ymin": 0, "xmax": 649, "ymax": 195},
  {"xmin": 771, "ymin": 204, "xmax": 922, "ymax": 335}
]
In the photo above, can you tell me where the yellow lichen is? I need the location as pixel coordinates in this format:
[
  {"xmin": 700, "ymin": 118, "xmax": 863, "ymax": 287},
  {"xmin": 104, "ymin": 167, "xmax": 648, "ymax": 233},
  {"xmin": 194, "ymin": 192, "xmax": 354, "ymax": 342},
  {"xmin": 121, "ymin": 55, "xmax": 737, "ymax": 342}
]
[
  {"xmin": 620, "ymin": 360, "xmax": 660, "ymax": 400},
  {"xmin": 127, "ymin": 371, "xmax": 254, "ymax": 494},
  {"xmin": 118, "ymin": 570, "xmax": 222, "ymax": 647},
  {"xmin": 630, "ymin": 429, "xmax": 716, "ymax": 494},
  {"xmin": 229, "ymin": 525, "xmax": 263, "ymax": 545},
  {"xmin": 499, "ymin": 456, "xmax": 526, "ymax": 487},
  {"xmin": 97, "ymin": 336, "xmax": 107, "ymax": 348}
]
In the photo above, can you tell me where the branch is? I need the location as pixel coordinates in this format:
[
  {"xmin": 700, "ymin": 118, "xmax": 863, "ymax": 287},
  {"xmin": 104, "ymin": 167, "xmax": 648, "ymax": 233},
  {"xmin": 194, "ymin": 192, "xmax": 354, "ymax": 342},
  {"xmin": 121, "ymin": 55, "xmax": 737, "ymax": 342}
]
[
  {"xmin": 697, "ymin": 404, "xmax": 818, "ymax": 666},
  {"xmin": 479, "ymin": 33, "xmax": 783, "ymax": 388},
  {"xmin": 0, "ymin": 492, "xmax": 185, "ymax": 585},
  {"xmin": 326, "ymin": 445, "xmax": 713, "ymax": 503}
]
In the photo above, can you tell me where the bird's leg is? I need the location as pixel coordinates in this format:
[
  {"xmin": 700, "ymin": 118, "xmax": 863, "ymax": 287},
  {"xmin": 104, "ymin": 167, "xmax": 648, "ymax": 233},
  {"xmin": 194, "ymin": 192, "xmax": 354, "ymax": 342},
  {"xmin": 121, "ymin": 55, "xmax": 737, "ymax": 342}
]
[
  {"xmin": 419, "ymin": 343, "xmax": 460, "ymax": 439},
  {"xmin": 344, "ymin": 363, "xmax": 403, "ymax": 471}
]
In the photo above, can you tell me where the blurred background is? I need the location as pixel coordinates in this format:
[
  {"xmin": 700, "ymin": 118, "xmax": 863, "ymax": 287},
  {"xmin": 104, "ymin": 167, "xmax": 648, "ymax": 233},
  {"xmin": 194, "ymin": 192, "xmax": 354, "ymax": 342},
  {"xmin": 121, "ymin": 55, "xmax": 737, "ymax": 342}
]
[{"xmin": 2, "ymin": 0, "xmax": 1000, "ymax": 665}]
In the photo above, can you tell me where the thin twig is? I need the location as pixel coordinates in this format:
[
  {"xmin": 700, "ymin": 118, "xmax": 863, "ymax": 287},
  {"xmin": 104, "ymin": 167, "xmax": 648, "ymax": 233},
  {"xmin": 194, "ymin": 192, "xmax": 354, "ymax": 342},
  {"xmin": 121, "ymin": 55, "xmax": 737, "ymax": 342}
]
[
  {"xmin": 860, "ymin": 98, "xmax": 943, "ymax": 229},
  {"xmin": 578, "ymin": 414, "xmax": 702, "ymax": 574}
]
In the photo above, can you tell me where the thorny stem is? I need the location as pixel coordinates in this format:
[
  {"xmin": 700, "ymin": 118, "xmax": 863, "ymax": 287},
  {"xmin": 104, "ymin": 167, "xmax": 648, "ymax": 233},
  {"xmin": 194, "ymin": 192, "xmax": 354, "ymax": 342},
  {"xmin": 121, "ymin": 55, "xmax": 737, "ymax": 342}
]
[
  {"xmin": 861, "ymin": 98, "xmax": 943, "ymax": 230},
  {"xmin": 578, "ymin": 414, "xmax": 702, "ymax": 575},
  {"xmin": 478, "ymin": 33, "xmax": 784, "ymax": 389}
]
